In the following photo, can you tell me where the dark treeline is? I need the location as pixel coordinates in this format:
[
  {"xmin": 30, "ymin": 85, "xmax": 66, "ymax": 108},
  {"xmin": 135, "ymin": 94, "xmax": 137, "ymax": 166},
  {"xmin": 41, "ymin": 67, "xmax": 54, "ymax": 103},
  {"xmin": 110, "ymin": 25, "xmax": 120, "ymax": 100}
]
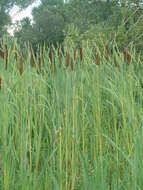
[{"xmin": 0, "ymin": 0, "xmax": 143, "ymax": 53}]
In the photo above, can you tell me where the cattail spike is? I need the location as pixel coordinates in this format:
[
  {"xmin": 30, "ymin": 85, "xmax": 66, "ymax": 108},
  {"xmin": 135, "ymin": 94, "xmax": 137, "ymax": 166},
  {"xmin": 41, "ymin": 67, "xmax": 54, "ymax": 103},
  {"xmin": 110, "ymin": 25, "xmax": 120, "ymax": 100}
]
[
  {"xmin": 49, "ymin": 48, "xmax": 53, "ymax": 64},
  {"xmin": 38, "ymin": 55, "xmax": 41, "ymax": 72},
  {"xmin": 105, "ymin": 44, "xmax": 110, "ymax": 61},
  {"xmin": 30, "ymin": 51, "xmax": 35, "ymax": 67},
  {"xmin": 127, "ymin": 53, "xmax": 131, "ymax": 65},
  {"xmin": 65, "ymin": 52, "xmax": 70, "ymax": 68},
  {"xmin": 96, "ymin": 52, "xmax": 100, "ymax": 65},
  {"xmin": 79, "ymin": 47, "xmax": 83, "ymax": 62},
  {"xmin": 0, "ymin": 77, "xmax": 2, "ymax": 90},
  {"xmin": 123, "ymin": 48, "xmax": 127, "ymax": 63}
]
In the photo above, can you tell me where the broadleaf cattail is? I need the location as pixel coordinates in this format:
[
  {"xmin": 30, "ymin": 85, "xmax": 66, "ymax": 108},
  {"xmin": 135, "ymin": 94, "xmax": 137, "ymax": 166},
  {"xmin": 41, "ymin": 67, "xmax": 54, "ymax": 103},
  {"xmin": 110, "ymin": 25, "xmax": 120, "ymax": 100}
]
[
  {"xmin": 38, "ymin": 55, "xmax": 41, "ymax": 72},
  {"xmin": 19, "ymin": 56, "xmax": 23, "ymax": 76},
  {"xmin": 49, "ymin": 48, "xmax": 53, "ymax": 64},
  {"xmin": 30, "ymin": 51, "xmax": 35, "ymax": 67},
  {"xmin": 123, "ymin": 48, "xmax": 127, "ymax": 63},
  {"xmin": 0, "ymin": 77, "xmax": 2, "ymax": 90},
  {"xmin": 14, "ymin": 45, "xmax": 18, "ymax": 61},
  {"xmin": 79, "ymin": 47, "xmax": 83, "ymax": 62},
  {"xmin": 65, "ymin": 52, "xmax": 70, "ymax": 68},
  {"xmin": 74, "ymin": 48, "xmax": 76, "ymax": 60},
  {"xmin": 127, "ymin": 53, "xmax": 131, "ymax": 65},
  {"xmin": 96, "ymin": 52, "xmax": 100, "ymax": 65},
  {"xmin": 70, "ymin": 58, "xmax": 74, "ymax": 71},
  {"xmin": 5, "ymin": 44, "xmax": 8, "ymax": 70},
  {"xmin": 0, "ymin": 49, "xmax": 4, "ymax": 59},
  {"xmin": 105, "ymin": 44, "xmax": 110, "ymax": 61}
]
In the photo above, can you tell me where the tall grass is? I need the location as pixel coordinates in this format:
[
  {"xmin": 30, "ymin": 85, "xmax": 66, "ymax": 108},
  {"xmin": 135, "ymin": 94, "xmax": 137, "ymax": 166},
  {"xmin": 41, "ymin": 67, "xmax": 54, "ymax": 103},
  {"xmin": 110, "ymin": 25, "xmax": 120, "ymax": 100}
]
[{"xmin": 0, "ymin": 40, "xmax": 142, "ymax": 190}]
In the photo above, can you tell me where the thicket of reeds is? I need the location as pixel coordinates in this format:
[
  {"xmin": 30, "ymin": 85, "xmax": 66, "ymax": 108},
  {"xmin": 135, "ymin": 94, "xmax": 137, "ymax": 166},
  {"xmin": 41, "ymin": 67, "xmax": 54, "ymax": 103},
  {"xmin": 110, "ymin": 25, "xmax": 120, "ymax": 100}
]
[{"xmin": 0, "ymin": 39, "xmax": 143, "ymax": 190}]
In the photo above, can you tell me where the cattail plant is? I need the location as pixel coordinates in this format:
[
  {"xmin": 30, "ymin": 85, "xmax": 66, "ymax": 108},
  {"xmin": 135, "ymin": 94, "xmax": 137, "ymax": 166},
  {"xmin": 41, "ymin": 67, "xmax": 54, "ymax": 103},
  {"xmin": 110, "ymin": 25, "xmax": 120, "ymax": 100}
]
[
  {"xmin": 14, "ymin": 45, "xmax": 18, "ymax": 61},
  {"xmin": 5, "ymin": 44, "xmax": 8, "ymax": 70},
  {"xmin": 49, "ymin": 48, "xmax": 54, "ymax": 72},
  {"xmin": 127, "ymin": 53, "xmax": 131, "ymax": 65},
  {"xmin": 105, "ymin": 44, "xmax": 110, "ymax": 61},
  {"xmin": 0, "ymin": 77, "xmax": 2, "ymax": 90},
  {"xmin": 30, "ymin": 50, "xmax": 35, "ymax": 67},
  {"xmin": 38, "ymin": 54, "xmax": 41, "ymax": 72},
  {"xmin": 49, "ymin": 48, "xmax": 53, "ymax": 64},
  {"xmin": 96, "ymin": 52, "xmax": 100, "ymax": 65},
  {"xmin": 19, "ymin": 56, "xmax": 23, "ymax": 76},
  {"xmin": 70, "ymin": 58, "xmax": 74, "ymax": 71},
  {"xmin": 123, "ymin": 48, "xmax": 127, "ymax": 63},
  {"xmin": 79, "ymin": 47, "xmax": 83, "ymax": 62},
  {"xmin": 0, "ymin": 49, "xmax": 4, "ymax": 59},
  {"xmin": 65, "ymin": 51, "xmax": 70, "ymax": 68}
]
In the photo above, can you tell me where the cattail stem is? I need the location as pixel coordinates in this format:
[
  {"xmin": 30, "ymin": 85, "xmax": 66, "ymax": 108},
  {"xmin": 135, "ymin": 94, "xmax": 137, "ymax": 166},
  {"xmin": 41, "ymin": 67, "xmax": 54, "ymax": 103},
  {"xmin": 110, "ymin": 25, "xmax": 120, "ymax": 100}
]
[{"xmin": 5, "ymin": 44, "xmax": 8, "ymax": 70}]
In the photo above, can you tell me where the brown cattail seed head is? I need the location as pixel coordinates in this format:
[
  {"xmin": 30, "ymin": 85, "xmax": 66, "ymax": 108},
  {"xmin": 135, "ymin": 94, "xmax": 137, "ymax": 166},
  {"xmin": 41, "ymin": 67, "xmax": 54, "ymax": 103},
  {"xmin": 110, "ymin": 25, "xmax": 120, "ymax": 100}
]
[
  {"xmin": 49, "ymin": 48, "xmax": 53, "ymax": 65},
  {"xmin": 123, "ymin": 48, "xmax": 127, "ymax": 63},
  {"xmin": 96, "ymin": 52, "xmax": 100, "ymax": 65},
  {"xmin": 127, "ymin": 53, "xmax": 131, "ymax": 65},
  {"xmin": 65, "ymin": 52, "xmax": 70, "ymax": 68},
  {"xmin": 0, "ymin": 77, "xmax": 2, "ymax": 90},
  {"xmin": 38, "ymin": 55, "xmax": 41, "ymax": 72},
  {"xmin": 30, "ymin": 51, "xmax": 35, "ymax": 67},
  {"xmin": 105, "ymin": 44, "xmax": 110, "ymax": 61},
  {"xmin": 79, "ymin": 47, "xmax": 83, "ymax": 62}
]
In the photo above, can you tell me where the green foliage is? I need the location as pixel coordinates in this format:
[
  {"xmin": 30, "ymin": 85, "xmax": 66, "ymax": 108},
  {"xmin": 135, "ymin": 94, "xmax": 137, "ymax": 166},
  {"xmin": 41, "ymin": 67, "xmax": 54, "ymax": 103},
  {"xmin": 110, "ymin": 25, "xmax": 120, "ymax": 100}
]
[{"xmin": 0, "ymin": 40, "xmax": 143, "ymax": 189}]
